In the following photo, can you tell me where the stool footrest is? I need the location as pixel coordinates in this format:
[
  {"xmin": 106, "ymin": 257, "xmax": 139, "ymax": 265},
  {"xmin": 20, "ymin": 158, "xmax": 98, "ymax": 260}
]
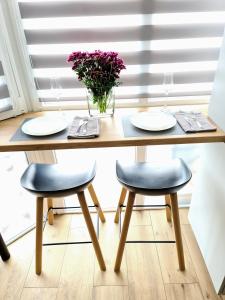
[
  {"xmin": 43, "ymin": 241, "xmax": 92, "ymax": 246},
  {"xmin": 121, "ymin": 204, "xmax": 170, "ymax": 208},
  {"xmin": 48, "ymin": 205, "xmax": 97, "ymax": 211},
  {"xmin": 126, "ymin": 240, "xmax": 175, "ymax": 244}
]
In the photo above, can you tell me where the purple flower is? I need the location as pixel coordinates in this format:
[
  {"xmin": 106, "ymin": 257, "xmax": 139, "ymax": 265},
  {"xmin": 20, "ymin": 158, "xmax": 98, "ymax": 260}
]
[{"xmin": 67, "ymin": 50, "xmax": 126, "ymax": 94}]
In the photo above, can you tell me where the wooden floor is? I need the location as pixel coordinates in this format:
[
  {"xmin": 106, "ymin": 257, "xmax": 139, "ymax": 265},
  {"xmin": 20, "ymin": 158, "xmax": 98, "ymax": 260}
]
[{"xmin": 0, "ymin": 209, "xmax": 224, "ymax": 300}]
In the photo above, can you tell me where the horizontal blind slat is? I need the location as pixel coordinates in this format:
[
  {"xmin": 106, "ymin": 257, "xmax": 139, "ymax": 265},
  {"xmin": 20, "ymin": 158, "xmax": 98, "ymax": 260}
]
[
  {"xmin": 19, "ymin": 0, "xmax": 225, "ymax": 18},
  {"xmin": 24, "ymin": 24, "xmax": 224, "ymax": 45},
  {"xmin": 39, "ymin": 91, "xmax": 211, "ymax": 102},
  {"xmin": 35, "ymin": 71, "xmax": 215, "ymax": 89},
  {"xmin": 0, "ymin": 84, "xmax": 10, "ymax": 100},
  {"xmin": 30, "ymin": 49, "xmax": 220, "ymax": 68},
  {"xmin": 0, "ymin": 62, "xmax": 4, "ymax": 76},
  {"xmin": 0, "ymin": 102, "xmax": 13, "ymax": 113}
]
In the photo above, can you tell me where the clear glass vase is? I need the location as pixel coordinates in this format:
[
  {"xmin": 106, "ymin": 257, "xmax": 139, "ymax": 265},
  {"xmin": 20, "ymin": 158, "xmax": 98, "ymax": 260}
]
[{"xmin": 87, "ymin": 88, "xmax": 115, "ymax": 117}]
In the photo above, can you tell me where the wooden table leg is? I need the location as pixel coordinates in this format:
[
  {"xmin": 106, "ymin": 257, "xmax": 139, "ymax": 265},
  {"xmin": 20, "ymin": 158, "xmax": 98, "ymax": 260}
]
[
  {"xmin": 170, "ymin": 193, "xmax": 185, "ymax": 271},
  {"xmin": 114, "ymin": 191, "xmax": 135, "ymax": 272},
  {"xmin": 0, "ymin": 233, "xmax": 10, "ymax": 261},
  {"xmin": 77, "ymin": 191, "xmax": 106, "ymax": 271},
  {"xmin": 114, "ymin": 187, "xmax": 127, "ymax": 223},
  {"xmin": 88, "ymin": 184, "xmax": 105, "ymax": 223}
]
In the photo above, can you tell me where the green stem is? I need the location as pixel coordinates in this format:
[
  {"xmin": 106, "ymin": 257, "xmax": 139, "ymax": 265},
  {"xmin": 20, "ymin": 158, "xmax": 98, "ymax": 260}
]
[{"xmin": 94, "ymin": 92, "xmax": 110, "ymax": 113}]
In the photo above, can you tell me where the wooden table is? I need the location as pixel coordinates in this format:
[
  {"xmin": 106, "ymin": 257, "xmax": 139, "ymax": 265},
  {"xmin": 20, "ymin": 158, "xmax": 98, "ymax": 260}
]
[{"xmin": 0, "ymin": 108, "xmax": 225, "ymax": 152}]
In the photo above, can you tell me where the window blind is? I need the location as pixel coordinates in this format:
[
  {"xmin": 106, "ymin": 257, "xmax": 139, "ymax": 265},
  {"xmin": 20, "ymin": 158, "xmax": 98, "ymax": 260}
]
[
  {"xmin": 0, "ymin": 60, "xmax": 13, "ymax": 112},
  {"xmin": 17, "ymin": 0, "xmax": 225, "ymax": 106}
]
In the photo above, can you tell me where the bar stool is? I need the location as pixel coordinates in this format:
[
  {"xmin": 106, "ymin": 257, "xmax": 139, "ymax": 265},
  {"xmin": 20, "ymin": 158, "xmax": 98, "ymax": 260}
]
[
  {"xmin": 20, "ymin": 162, "xmax": 106, "ymax": 275},
  {"xmin": 114, "ymin": 158, "xmax": 192, "ymax": 272}
]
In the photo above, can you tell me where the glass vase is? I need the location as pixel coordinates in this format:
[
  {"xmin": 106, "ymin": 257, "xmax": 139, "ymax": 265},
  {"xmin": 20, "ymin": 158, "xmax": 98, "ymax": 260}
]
[{"xmin": 87, "ymin": 88, "xmax": 115, "ymax": 117}]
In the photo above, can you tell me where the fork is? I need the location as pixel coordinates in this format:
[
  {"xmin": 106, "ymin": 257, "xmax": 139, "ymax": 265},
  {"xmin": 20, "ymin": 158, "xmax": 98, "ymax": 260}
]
[
  {"xmin": 81, "ymin": 120, "xmax": 88, "ymax": 134},
  {"xmin": 76, "ymin": 119, "xmax": 88, "ymax": 133},
  {"xmin": 184, "ymin": 116, "xmax": 194, "ymax": 130},
  {"xmin": 189, "ymin": 115, "xmax": 202, "ymax": 129}
]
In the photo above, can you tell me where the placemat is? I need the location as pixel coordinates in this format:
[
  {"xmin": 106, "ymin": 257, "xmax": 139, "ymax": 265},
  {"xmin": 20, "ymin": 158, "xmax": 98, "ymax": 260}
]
[
  {"xmin": 122, "ymin": 115, "xmax": 185, "ymax": 138},
  {"xmin": 10, "ymin": 118, "xmax": 70, "ymax": 141}
]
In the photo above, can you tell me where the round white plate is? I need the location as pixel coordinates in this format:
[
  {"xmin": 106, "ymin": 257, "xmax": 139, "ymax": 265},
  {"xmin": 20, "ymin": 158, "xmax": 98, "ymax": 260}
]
[
  {"xmin": 130, "ymin": 111, "xmax": 177, "ymax": 131},
  {"xmin": 21, "ymin": 116, "xmax": 68, "ymax": 136}
]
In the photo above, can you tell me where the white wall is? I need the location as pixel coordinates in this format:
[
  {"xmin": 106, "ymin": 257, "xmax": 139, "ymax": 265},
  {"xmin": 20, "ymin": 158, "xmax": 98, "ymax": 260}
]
[{"xmin": 189, "ymin": 28, "xmax": 225, "ymax": 294}]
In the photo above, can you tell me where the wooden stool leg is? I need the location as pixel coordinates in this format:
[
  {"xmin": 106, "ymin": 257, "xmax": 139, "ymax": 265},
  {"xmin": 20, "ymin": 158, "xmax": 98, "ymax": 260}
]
[
  {"xmin": 165, "ymin": 194, "xmax": 172, "ymax": 222},
  {"xmin": 0, "ymin": 233, "xmax": 10, "ymax": 261},
  {"xmin": 170, "ymin": 193, "xmax": 185, "ymax": 271},
  {"xmin": 47, "ymin": 198, "xmax": 54, "ymax": 225},
  {"xmin": 114, "ymin": 187, "xmax": 127, "ymax": 223},
  {"xmin": 114, "ymin": 191, "xmax": 135, "ymax": 272},
  {"xmin": 88, "ymin": 184, "xmax": 105, "ymax": 223},
  {"xmin": 77, "ymin": 191, "xmax": 106, "ymax": 271},
  {"xmin": 36, "ymin": 197, "xmax": 44, "ymax": 275}
]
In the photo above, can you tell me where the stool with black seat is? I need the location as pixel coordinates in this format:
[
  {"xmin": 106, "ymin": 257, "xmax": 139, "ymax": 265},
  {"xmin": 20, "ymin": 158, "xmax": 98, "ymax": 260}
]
[
  {"xmin": 114, "ymin": 158, "xmax": 192, "ymax": 272},
  {"xmin": 20, "ymin": 162, "xmax": 106, "ymax": 275}
]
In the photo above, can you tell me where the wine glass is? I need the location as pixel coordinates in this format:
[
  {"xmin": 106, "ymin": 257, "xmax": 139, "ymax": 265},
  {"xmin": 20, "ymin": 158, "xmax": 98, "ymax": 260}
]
[
  {"xmin": 50, "ymin": 76, "xmax": 65, "ymax": 119},
  {"xmin": 162, "ymin": 72, "xmax": 174, "ymax": 113}
]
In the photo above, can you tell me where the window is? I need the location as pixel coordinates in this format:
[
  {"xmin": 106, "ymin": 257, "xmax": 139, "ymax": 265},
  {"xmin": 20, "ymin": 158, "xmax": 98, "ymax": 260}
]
[
  {"xmin": 0, "ymin": 1, "xmax": 28, "ymax": 120},
  {"xmin": 0, "ymin": 60, "xmax": 13, "ymax": 115},
  {"xmin": 16, "ymin": 0, "xmax": 225, "ymax": 109},
  {"xmin": 0, "ymin": 152, "xmax": 34, "ymax": 243}
]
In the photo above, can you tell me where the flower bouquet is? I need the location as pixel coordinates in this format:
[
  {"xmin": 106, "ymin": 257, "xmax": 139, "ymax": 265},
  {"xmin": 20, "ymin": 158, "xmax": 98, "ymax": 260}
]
[{"xmin": 67, "ymin": 50, "xmax": 125, "ymax": 116}]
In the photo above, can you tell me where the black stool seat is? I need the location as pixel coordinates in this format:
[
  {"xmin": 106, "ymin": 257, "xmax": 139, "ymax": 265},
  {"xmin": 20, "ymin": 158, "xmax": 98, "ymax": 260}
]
[
  {"xmin": 116, "ymin": 159, "xmax": 192, "ymax": 196},
  {"xmin": 20, "ymin": 162, "xmax": 96, "ymax": 197}
]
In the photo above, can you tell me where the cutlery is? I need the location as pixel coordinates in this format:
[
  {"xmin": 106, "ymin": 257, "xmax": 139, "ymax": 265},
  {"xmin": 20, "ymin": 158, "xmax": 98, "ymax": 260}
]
[
  {"xmin": 190, "ymin": 116, "xmax": 202, "ymax": 129},
  {"xmin": 184, "ymin": 116, "xmax": 194, "ymax": 130},
  {"xmin": 76, "ymin": 119, "xmax": 89, "ymax": 133},
  {"xmin": 82, "ymin": 120, "xmax": 88, "ymax": 134},
  {"xmin": 184, "ymin": 116, "xmax": 202, "ymax": 129}
]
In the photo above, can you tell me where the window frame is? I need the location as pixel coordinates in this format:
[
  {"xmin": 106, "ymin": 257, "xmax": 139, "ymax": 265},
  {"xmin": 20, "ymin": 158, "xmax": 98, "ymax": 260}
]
[{"xmin": 0, "ymin": 1, "xmax": 30, "ymax": 119}]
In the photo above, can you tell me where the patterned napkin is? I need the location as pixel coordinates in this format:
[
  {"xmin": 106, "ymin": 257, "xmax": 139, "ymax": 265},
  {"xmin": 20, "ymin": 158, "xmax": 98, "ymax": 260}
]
[
  {"xmin": 67, "ymin": 116, "xmax": 100, "ymax": 139},
  {"xmin": 174, "ymin": 111, "xmax": 217, "ymax": 133}
]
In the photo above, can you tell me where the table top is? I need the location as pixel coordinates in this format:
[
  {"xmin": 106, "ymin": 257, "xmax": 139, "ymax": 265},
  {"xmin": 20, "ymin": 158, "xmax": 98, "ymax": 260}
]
[{"xmin": 0, "ymin": 108, "xmax": 225, "ymax": 152}]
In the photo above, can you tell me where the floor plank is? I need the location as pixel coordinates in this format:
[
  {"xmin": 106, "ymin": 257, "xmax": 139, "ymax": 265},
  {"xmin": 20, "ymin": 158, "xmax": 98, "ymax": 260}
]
[
  {"xmin": 20, "ymin": 288, "xmax": 58, "ymax": 300},
  {"xmin": 126, "ymin": 225, "xmax": 166, "ymax": 300},
  {"xmin": 182, "ymin": 225, "xmax": 221, "ymax": 300},
  {"xmin": 0, "ymin": 231, "xmax": 34, "ymax": 300},
  {"xmin": 157, "ymin": 243, "xmax": 198, "ymax": 284},
  {"xmin": 25, "ymin": 214, "xmax": 71, "ymax": 288},
  {"xmin": 57, "ymin": 227, "xmax": 94, "ymax": 300},
  {"xmin": 129, "ymin": 210, "xmax": 151, "ymax": 226},
  {"xmin": 179, "ymin": 209, "xmax": 190, "ymax": 225},
  {"xmin": 150, "ymin": 210, "xmax": 198, "ymax": 284},
  {"xmin": 93, "ymin": 286, "xmax": 129, "ymax": 300},
  {"xmin": 94, "ymin": 213, "xmax": 128, "ymax": 286},
  {"xmin": 165, "ymin": 283, "xmax": 204, "ymax": 300},
  {"xmin": 150, "ymin": 209, "xmax": 174, "ymax": 241}
]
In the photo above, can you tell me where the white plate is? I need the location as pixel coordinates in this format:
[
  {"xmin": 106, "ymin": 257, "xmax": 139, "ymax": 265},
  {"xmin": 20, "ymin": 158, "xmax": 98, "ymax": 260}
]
[
  {"xmin": 130, "ymin": 111, "xmax": 177, "ymax": 131},
  {"xmin": 21, "ymin": 116, "xmax": 68, "ymax": 136}
]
